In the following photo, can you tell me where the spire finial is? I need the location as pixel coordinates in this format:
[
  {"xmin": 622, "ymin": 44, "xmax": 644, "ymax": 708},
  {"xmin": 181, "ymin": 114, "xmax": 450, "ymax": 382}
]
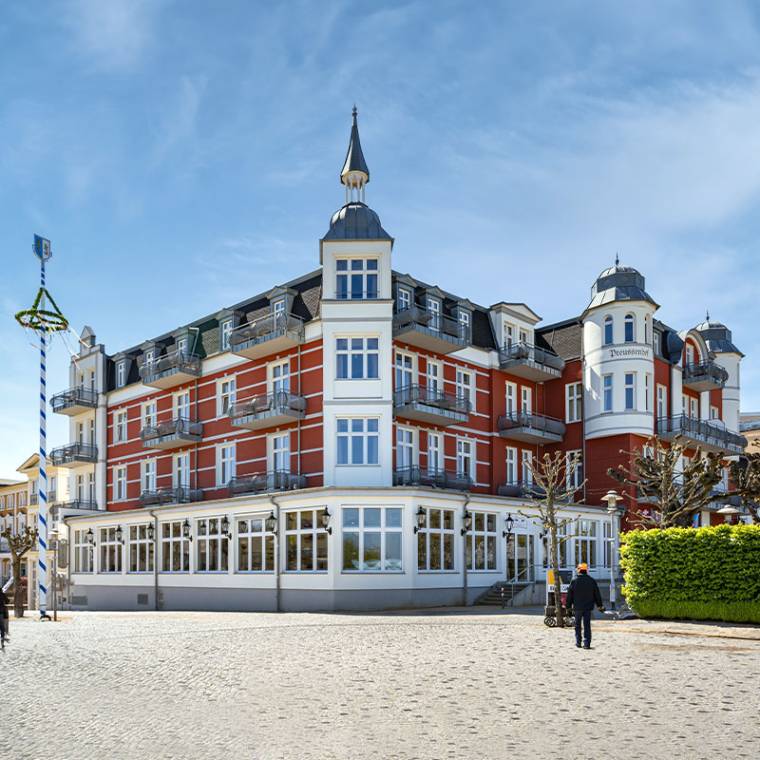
[
  {"xmin": 352, "ymin": 104, "xmax": 358, "ymax": 121},
  {"xmin": 615, "ymin": 251, "xmax": 620, "ymax": 267},
  {"xmin": 341, "ymin": 105, "xmax": 370, "ymax": 200},
  {"xmin": 705, "ymin": 309, "xmax": 710, "ymax": 322}
]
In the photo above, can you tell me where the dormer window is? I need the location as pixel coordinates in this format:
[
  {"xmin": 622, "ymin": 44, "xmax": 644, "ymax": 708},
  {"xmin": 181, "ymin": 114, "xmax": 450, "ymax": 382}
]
[
  {"xmin": 177, "ymin": 337, "xmax": 188, "ymax": 356},
  {"xmin": 624, "ymin": 314, "xmax": 635, "ymax": 343},
  {"xmin": 519, "ymin": 328, "xmax": 529, "ymax": 345},
  {"xmin": 504, "ymin": 323, "xmax": 515, "ymax": 348},
  {"xmin": 116, "ymin": 360, "xmax": 126, "ymax": 388},
  {"xmin": 426, "ymin": 297, "xmax": 441, "ymax": 332},
  {"xmin": 458, "ymin": 309, "xmax": 471, "ymax": 340},
  {"xmin": 603, "ymin": 316, "xmax": 614, "ymax": 346},
  {"xmin": 336, "ymin": 258, "xmax": 378, "ymax": 300},
  {"xmin": 686, "ymin": 345, "xmax": 694, "ymax": 366},
  {"xmin": 397, "ymin": 287, "xmax": 411, "ymax": 312},
  {"xmin": 272, "ymin": 298, "xmax": 286, "ymax": 325},
  {"xmin": 145, "ymin": 348, "xmax": 155, "ymax": 366},
  {"xmin": 220, "ymin": 318, "xmax": 233, "ymax": 351}
]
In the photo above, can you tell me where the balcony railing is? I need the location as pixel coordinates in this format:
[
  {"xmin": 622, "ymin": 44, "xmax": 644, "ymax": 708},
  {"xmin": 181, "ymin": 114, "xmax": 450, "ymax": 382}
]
[
  {"xmin": 497, "ymin": 412, "xmax": 566, "ymax": 444},
  {"xmin": 140, "ymin": 350, "xmax": 202, "ymax": 389},
  {"xmin": 230, "ymin": 314, "xmax": 304, "ymax": 360},
  {"xmin": 51, "ymin": 499, "xmax": 99, "ymax": 512},
  {"xmin": 229, "ymin": 392, "xmax": 306, "ymax": 430},
  {"xmin": 393, "ymin": 384, "xmax": 470, "ymax": 425},
  {"xmin": 657, "ymin": 415, "xmax": 746, "ymax": 455},
  {"xmin": 50, "ymin": 443, "xmax": 98, "ymax": 467},
  {"xmin": 682, "ymin": 361, "xmax": 729, "ymax": 392},
  {"xmin": 392, "ymin": 306, "xmax": 470, "ymax": 354},
  {"xmin": 393, "ymin": 466, "xmax": 473, "ymax": 491},
  {"xmin": 228, "ymin": 471, "xmax": 306, "ymax": 496},
  {"xmin": 139, "ymin": 487, "xmax": 203, "ymax": 506},
  {"xmin": 498, "ymin": 342, "xmax": 565, "ymax": 381},
  {"xmin": 497, "ymin": 482, "xmax": 547, "ymax": 498},
  {"xmin": 140, "ymin": 417, "xmax": 203, "ymax": 449},
  {"xmin": 51, "ymin": 386, "xmax": 98, "ymax": 415}
]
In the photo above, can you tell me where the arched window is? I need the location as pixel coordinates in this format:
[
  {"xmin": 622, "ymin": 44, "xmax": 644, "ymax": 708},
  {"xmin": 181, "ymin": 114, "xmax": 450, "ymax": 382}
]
[
  {"xmin": 644, "ymin": 315, "xmax": 650, "ymax": 345},
  {"xmin": 603, "ymin": 315, "xmax": 614, "ymax": 346},
  {"xmin": 624, "ymin": 314, "xmax": 635, "ymax": 343}
]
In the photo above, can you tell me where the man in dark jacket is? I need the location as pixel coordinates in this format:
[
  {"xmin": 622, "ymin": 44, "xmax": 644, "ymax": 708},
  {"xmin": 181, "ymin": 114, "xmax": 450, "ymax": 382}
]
[{"xmin": 565, "ymin": 563, "xmax": 604, "ymax": 649}]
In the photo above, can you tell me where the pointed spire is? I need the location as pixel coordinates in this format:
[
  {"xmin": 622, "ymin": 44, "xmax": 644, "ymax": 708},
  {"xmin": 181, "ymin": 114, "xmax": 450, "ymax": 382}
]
[
  {"xmin": 341, "ymin": 106, "xmax": 370, "ymax": 193},
  {"xmin": 615, "ymin": 251, "xmax": 620, "ymax": 267},
  {"xmin": 705, "ymin": 309, "xmax": 710, "ymax": 322}
]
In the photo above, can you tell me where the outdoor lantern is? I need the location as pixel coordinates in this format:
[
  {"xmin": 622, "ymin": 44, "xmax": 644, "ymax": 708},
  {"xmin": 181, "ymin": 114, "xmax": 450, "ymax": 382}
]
[
  {"xmin": 221, "ymin": 514, "xmax": 231, "ymax": 539},
  {"xmin": 86, "ymin": 527, "xmax": 95, "ymax": 546},
  {"xmin": 265, "ymin": 510, "xmax": 278, "ymax": 534},
  {"xmin": 414, "ymin": 506, "xmax": 426, "ymax": 534},
  {"xmin": 602, "ymin": 490, "xmax": 623, "ymax": 514},
  {"xmin": 716, "ymin": 504, "xmax": 741, "ymax": 524},
  {"xmin": 320, "ymin": 507, "xmax": 333, "ymax": 535},
  {"xmin": 147, "ymin": 523, "xmax": 155, "ymax": 542},
  {"xmin": 182, "ymin": 518, "xmax": 193, "ymax": 541},
  {"xmin": 461, "ymin": 509, "xmax": 472, "ymax": 536},
  {"xmin": 115, "ymin": 525, "xmax": 124, "ymax": 544},
  {"xmin": 503, "ymin": 512, "xmax": 515, "ymax": 539}
]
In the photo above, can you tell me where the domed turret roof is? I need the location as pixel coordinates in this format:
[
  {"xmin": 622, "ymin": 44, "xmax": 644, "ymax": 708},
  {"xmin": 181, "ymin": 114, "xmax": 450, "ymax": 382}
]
[
  {"xmin": 584, "ymin": 261, "xmax": 658, "ymax": 313},
  {"xmin": 694, "ymin": 316, "xmax": 742, "ymax": 356},
  {"xmin": 322, "ymin": 202, "xmax": 392, "ymax": 242}
]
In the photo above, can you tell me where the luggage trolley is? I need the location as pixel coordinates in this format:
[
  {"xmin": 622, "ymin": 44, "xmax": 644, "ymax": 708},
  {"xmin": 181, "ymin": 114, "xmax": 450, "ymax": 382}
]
[{"xmin": 544, "ymin": 568, "xmax": 575, "ymax": 627}]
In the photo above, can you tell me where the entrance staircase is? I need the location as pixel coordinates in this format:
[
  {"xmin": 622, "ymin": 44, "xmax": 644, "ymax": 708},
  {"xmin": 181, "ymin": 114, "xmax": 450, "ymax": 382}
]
[{"xmin": 475, "ymin": 581, "xmax": 530, "ymax": 607}]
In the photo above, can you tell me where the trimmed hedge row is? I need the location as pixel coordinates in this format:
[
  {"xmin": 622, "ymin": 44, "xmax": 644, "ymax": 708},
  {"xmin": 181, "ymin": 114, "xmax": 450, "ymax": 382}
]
[{"xmin": 620, "ymin": 525, "xmax": 760, "ymax": 624}]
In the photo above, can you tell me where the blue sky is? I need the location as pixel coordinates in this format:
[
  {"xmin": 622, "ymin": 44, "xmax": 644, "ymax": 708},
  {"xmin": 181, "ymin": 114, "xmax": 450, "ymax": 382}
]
[{"xmin": 2, "ymin": 1, "xmax": 760, "ymax": 477}]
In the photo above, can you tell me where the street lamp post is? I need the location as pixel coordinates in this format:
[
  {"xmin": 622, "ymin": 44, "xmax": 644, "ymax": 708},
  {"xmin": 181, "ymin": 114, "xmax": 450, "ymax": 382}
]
[
  {"xmin": 716, "ymin": 505, "xmax": 741, "ymax": 524},
  {"xmin": 601, "ymin": 490, "xmax": 624, "ymax": 611}
]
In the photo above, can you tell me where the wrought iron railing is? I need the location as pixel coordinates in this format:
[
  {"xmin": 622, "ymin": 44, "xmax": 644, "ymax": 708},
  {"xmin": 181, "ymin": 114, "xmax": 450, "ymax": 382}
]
[
  {"xmin": 140, "ymin": 417, "xmax": 203, "ymax": 442},
  {"xmin": 683, "ymin": 361, "xmax": 729, "ymax": 387},
  {"xmin": 50, "ymin": 499, "xmax": 99, "ymax": 511},
  {"xmin": 140, "ymin": 350, "xmax": 201, "ymax": 383},
  {"xmin": 393, "ymin": 384, "xmax": 471, "ymax": 415},
  {"xmin": 392, "ymin": 305, "xmax": 471, "ymax": 343},
  {"xmin": 51, "ymin": 386, "xmax": 98, "ymax": 412},
  {"xmin": 50, "ymin": 443, "xmax": 98, "ymax": 465},
  {"xmin": 498, "ymin": 342, "xmax": 565, "ymax": 372},
  {"xmin": 497, "ymin": 412, "xmax": 566, "ymax": 437},
  {"xmin": 656, "ymin": 415, "xmax": 746, "ymax": 452},
  {"xmin": 393, "ymin": 466, "xmax": 473, "ymax": 491},
  {"xmin": 228, "ymin": 392, "xmax": 306, "ymax": 420},
  {"xmin": 230, "ymin": 313, "xmax": 304, "ymax": 350},
  {"xmin": 228, "ymin": 471, "xmax": 306, "ymax": 496},
  {"xmin": 139, "ymin": 487, "xmax": 203, "ymax": 506}
]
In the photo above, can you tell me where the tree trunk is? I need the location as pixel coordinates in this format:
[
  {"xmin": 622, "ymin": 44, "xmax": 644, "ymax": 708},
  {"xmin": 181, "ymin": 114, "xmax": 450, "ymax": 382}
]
[
  {"xmin": 549, "ymin": 512, "xmax": 565, "ymax": 628},
  {"xmin": 11, "ymin": 556, "xmax": 25, "ymax": 619}
]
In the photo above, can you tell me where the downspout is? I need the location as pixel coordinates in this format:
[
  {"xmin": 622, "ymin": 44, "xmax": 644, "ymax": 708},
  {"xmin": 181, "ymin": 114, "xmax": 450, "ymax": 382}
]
[
  {"xmin": 271, "ymin": 494, "xmax": 283, "ymax": 612},
  {"xmin": 297, "ymin": 343, "xmax": 303, "ymax": 480},
  {"xmin": 461, "ymin": 493, "xmax": 471, "ymax": 606},
  {"xmin": 63, "ymin": 516, "xmax": 72, "ymax": 610},
  {"xmin": 148, "ymin": 509, "xmax": 159, "ymax": 611}
]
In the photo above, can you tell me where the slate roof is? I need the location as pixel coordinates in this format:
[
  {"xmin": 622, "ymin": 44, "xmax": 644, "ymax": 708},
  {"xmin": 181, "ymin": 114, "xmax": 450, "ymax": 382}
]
[{"xmin": 537, "ymin": 318, "xmax": 583, "ymax": 361}]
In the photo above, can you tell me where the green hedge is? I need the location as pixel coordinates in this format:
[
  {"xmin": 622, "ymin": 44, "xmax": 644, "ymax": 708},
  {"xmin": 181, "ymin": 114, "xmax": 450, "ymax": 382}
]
[{"xmin": 620, "ymin": 525, "xmax": 760, "ymax": 624}]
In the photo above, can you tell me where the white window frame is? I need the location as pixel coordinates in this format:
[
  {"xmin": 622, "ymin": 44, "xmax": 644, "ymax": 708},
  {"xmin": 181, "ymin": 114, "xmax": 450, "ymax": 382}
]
[
  {"xmin": 73, "ymin": 529, "xmax": 94, "ymax": 573},
  {"xmin": 174, "ymin": 390, "xmax": 190, "ymax": 420},
  {"xmin": 603, "ymin": 374, "xmax": 613, "ymax": 413},
  {"xmin": 270, "ymin": 432, "xmax": 290, "ymax": 473},
  {"xmin": 426, "ymin": 297, "xmax": 441, "ymax": 332},
  {"xmin": 220, "ymin": 318, "xmax": 233, "ymax": 351},
  {"xmin": 417, "ymin": 507, "xmax": 456, "ymax": 572},
  {"xmin": 426, "ymin": 360, "xmax": 441, "ymax": 395},
  {"xmin": 396, "ymin": 426, "xmax": 415, "ymax": 470},
  {"xmin": 341, "ymin": 506, "xmax": 403, "ymax": 573},
  {"xmin": 336, "ymin": 336, "xmax": 380, "ymax": 380},
  {"xmin": 238, "ymin": 515, "xmax": 276, "ymax": 573},
  {"xmin": 657, "ymin": 384, "xmax": 668, "ymax": 420},
  {"xmin": 506, "ymin": 382, "xmax": 517, "ymax": 416},
  {"xmin": 217, "ymin": 377, "xmax": 236, "ymax": 417},
  {"xmin": 456, "ymin": 368, "xmax": 473, "ymax": 408},
  {"xmin": 160, "ymin": 520, "xmax": 190, "ymax": 573},
  {"xmin": 283, "ymin": 509, "xmax": 328, "ymax": 573},
  {"xmin": 113, "ymin": 465, "xmax": 127, "ymax": 502},
  {"xmin": 624, "ymin": 314, "xmax": 635, "ymax": 343},
  {"xmin": 173, "ymin": 452, "xmax": 190, "ymax": 489},
  {"xmin": 644, "ymin": 374, "xmax": 652, "ymax": 413},
  {"xmin": 195, "ymin": 517, "xmax": 229, "ymax": 573},
  {"xmin": 142, "ymin": 400, "xmax": 157, "ymax": 429},
  {"xmin": 624, "ymin": 372, "xmax": 636, "ymax": 411},
  {"xmin": 566, "ymin": 450, "xmax": 583, "ymax": 491},
  {"xmin": 456, "ymin": 438, "xmax": 474, "ymax": 480},
  {"xmin": 521, "ymin": 450, "xmax": 533, "ymax": 487},
  {"xmin": 395, "ymin": 351, "xmax": 414, "ymax": 391},
  {"xmin": 505, "ymin": 446, "xmax": 517, "ymax": 485},
  {"xmin": 427, "ymin": 432, "xmax": 442, "ymax": 475},
  {"xmin": 98, "ymin": 527, "xmax": 123, "ymax": 574},
  {"xmin": 690, "ymin": 396, "xmax": 699, "ymax": 420},
  {"xmin": 336, "ymin": 418, "xmax": 379, "ymax": 466},
  {"xmin": 521, "ymin": 386, "xmax": 532, "ymax": 415},
  {"xmin": 575, "ymin": 519, "xmax": 598, "ymax": 568},
  {"xmin": 217, "ymin": 443, "xmax": 236, "ymax": 486},
  {"xmin": 397, "ymin": 287, "xmax": 411, "ymax": 311},
  {"xmin": 603, "ymin": 315, "xmax": 614, "ymax": 346},
  {"xmin": 141, "ymin": 458, "xmax": 157, "ymax": 494},
  {"xmin": 270, "ymin": 359, "xmax": 290, "ymax": 395},
  {"xmin": 565, "ymin": 382, "xmax": 582, "ymax": 423},
  {"xmin": 128, "ymin": 524, "xmax": 154, "ymax": 573},
  {"xmin": 336, "ymin": 258, "xmax": 379, "ymax": 300},
  {"xmin": 115, "ymin": 410, "xmax": 128, "ymax": 443},
  {"xmin": 468, "ymin": 511, "xmax": 498, "ymax": 571},
  {"xmin": 116, "ymin": 360, "xmax": 126, "ymax": 388}
]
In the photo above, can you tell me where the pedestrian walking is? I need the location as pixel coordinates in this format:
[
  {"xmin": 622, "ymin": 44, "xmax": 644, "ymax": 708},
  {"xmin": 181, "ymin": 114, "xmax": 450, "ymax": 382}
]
[
  {"xmin": 0, "ymin": 587, "xmax": 9, "ymax": 650},
  {"xmin": 565, "ymin": 562, "xmax": 604, "ymax": 649}
]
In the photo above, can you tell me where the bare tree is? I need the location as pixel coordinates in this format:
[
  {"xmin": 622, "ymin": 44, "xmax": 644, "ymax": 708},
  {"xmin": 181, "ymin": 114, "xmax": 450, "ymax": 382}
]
[
  {"xmin": 607, "ymin": 436, "xmax": 722, "ymax": 528},
  {"xmin": 0, "ymin": 525, "xmax": 37, "ymax": 618},
  {"xmin": 728, "ymin": 450, "xmax": 760, "ymax": 524},
  {"xmin": 524, "ymin": 451, "xmax": 586, "ymax": 628}
]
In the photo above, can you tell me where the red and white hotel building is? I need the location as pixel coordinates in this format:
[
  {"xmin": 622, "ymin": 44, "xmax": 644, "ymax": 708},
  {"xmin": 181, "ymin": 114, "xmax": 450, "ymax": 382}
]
[{"xmin": 54, "ymin": 111, "xmax": 746, "ymax": 611}]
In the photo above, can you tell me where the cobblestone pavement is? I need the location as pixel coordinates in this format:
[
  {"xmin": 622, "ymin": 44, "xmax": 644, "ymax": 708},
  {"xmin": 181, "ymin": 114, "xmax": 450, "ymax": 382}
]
[{"xmin": 3, "ymin": 609, "xmax": 759, "ymax": 760}]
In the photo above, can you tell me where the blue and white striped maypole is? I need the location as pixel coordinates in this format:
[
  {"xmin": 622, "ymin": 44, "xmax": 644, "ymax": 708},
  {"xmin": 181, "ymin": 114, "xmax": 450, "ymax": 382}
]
[{"xmin": 35, "ymin": 235, "xmax": 52, "ymax": 620}]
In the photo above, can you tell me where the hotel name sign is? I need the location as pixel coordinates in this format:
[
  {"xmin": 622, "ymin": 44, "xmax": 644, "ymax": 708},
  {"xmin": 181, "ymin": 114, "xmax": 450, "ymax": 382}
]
[{"xmin": 603, "ymin": 345, "xmax": 653, "ymax": 362}]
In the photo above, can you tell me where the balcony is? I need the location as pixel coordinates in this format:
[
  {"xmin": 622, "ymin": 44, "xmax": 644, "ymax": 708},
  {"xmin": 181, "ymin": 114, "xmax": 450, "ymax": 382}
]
[
  {"xmin": 140, "ymin": 350, "xmax": 202, "ymax": 389},
  {"xmin": 497, "ymin": 412, "xmax": 566, "ymax": 444},
  {"xmin": 682, "ymin": 361, "xmax": 729, "ymax": 393},
  {"xmin": 657, "ymin": 415, "xmax": 746, "ymax": 456},
  {"xmin": 393, "ymin": 306, "xmax": 469, "ymax": 354},
  {"xmin": 51, "ymin": 386, "xmax": 98, "ymax": 415},
  {"xmin": 497, "ymin": 482, "xmax": 546, "ymax": 498},
  {"xmin": 393, "ymin": 466, "xmax": 473, "ymax": 491},
  {"xmin": 230, "ymin": 314, "xmax": 304, "ymax": 360},
  {"xmin": 50, "ymin": 443, "xmax": 97, "ymax": 467},
  {"xmin": 141, "ymin": 417, "xmax": 203, "ymax": 450},
  {"xmin": 229, "ymin": 392, "xmax": 306, "ymax": 431},
  {"xmin": 498, "ymin": 342, "xmax": 565, "ymax": 381},
  {"xmin": 139, "ymin": 487, "xmax": 203, "ymax": 506},
  {"xmin": 228, "ymin": 471, "xmax": 306, "ymax": 496},
  {"xmin": 393, "ymin": 385, "xmax": 470, "ymax": 426},
  {"xmin": 51, "ymin": 499, "xmax": 99, "ymax": 512}
]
